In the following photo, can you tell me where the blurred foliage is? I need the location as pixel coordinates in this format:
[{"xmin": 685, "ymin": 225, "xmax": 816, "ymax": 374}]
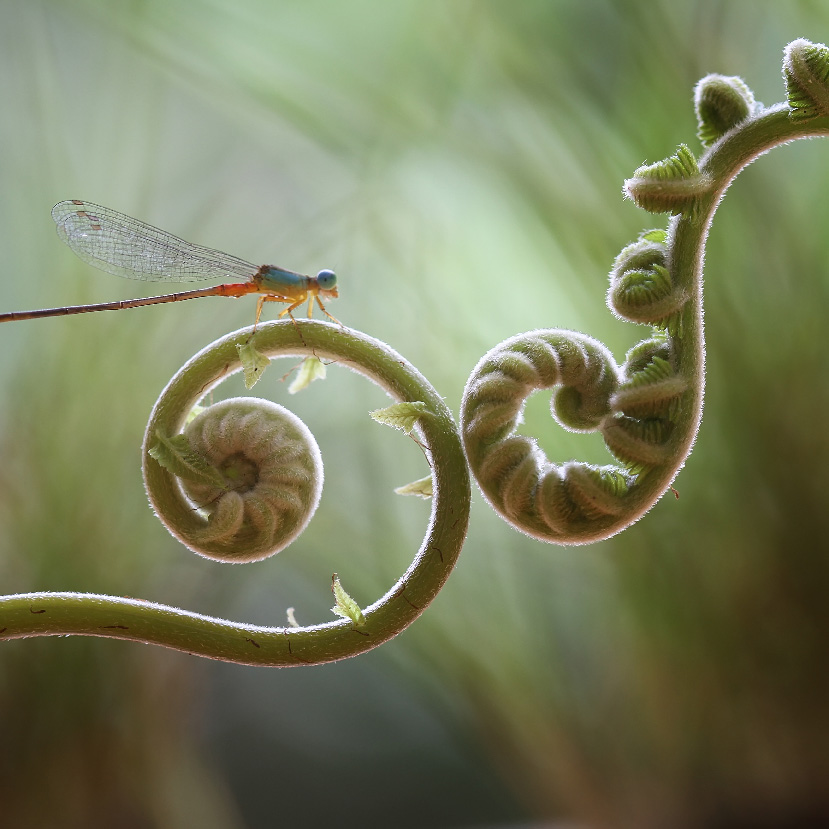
[{"xmin": 1, "ymin": 0, "xmax": 828, "ymax": 827}]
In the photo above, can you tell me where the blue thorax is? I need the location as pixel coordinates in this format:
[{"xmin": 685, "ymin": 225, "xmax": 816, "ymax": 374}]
[{"xmin": 259, "ymin": 266, "xmax": 308, "ymax": 290}]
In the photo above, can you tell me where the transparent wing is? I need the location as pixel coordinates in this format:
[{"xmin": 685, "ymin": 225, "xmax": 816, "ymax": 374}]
[{"xmin": 51, "ymin": 200, "xmax": 258, "ymax": 283}]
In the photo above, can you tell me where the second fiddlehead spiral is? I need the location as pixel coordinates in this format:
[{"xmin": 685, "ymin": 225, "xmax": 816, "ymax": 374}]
[{"xmin": 462, "ymin": 38, "xmax": 829, "ymax": 544}]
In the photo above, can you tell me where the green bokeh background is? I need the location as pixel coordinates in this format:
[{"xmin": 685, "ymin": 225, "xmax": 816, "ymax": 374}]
[{"xmin": 1, "ymin": 2, "xmax": 828, "ymax": 827}]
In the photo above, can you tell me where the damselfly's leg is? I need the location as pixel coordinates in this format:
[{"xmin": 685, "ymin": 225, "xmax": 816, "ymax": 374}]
[
  {"xmin": 315, "ymin": 296, "xmax": 341, "ymax": 325},
  {"xmin": 276, "ymin": 298, "xmax": 305, "ymax": 319},
  {"xmin": 255, "ymin": 294, "xmax": 302, "ymax": 323},
  {"xmin": 254, "ymin": 295, "xmax": 267, "ymax": 330},
  {"xmin": 254, "ymin": 294, "xmax": 301, "ymax": 335}
]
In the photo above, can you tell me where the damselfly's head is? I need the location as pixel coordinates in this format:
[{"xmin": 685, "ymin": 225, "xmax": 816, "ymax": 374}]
[{"xmin": 315, "ymin": 269, "xmax": 338, "ymax": 299}]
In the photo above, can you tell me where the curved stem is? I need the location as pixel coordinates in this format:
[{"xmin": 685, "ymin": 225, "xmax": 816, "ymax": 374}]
[
  {"xmin": 0, "ymin": 321, "xmax": 470, "ymax": 666},
  {"xmin": 667, "ymin": 104, "xmax": 829, "ymax": 491}
]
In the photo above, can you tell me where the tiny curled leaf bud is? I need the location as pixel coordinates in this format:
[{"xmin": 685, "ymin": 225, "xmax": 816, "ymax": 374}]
[
  {"xmin": 694, "ymin": 74, "xmax": 757, "ymax": 147},
  {"xmin": 602, "ymin": 333, "xmax": 686, "ymax": 469},
  {"xmin": 624, "ymin": 144, "xmax": 712, "ymax": 215},
  {"xmin": 611, "ymin": 356, "xmax": 687, "ymax": 420},
  {"xmin": 607, "ymin": 234, "xmax": 688, "ymax": 327},
  {"xmin": 783, "ymin": 38, "xmax": 829, "ymax": 121}
]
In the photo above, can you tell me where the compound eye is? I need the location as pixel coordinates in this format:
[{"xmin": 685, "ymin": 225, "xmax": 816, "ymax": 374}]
[{"xmin": 316, "ymin": 269, "xmax": 337, "ymax": 290}]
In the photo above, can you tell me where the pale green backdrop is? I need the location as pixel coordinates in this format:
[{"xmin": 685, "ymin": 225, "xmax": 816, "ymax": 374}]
[{"xmin": 0, "ymin": 1, "xmax": 827, "ymax": 827}]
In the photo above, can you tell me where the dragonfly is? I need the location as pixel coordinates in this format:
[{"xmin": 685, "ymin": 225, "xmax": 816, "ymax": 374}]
[{"xmin": 0, "ymin": 200, "xmax": 339, "ymax": 325}]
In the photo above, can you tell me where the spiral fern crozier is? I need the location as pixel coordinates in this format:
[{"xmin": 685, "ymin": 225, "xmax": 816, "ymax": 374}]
[
  {"xmin": 1, "ymin": 321, "xmax": 470, "ymax": 665},
  {"xmin": 150, "ymin": 397, "xmax": 324, "ymax": 562},
  {"xmin": 462, "ymin": 38, "xmax": 829, "ymax": 544}
]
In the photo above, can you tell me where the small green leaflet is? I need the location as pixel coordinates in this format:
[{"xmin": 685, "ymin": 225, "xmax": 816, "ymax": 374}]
[
  {"xmin": 394, "ymin": 474, "xmax": 433, "ymax": 499},
  {"xmin": 640, "ymin": 228, "xmax": 668, "ymax": 244},
  {"xmin": 147, "ymin": 430, "xmax": 226, "ymax": 488},
  {"xmin": 370, "ymin": 401, "xmax": 430, "ymax": 435},
  {"xmin": 184, "ymin": 403, "xmax": 206, "ymax": 427},
  {"xmin": 237, "ymin": 339, "xmax": 270, "ymax": 389},
  {"xmin": 289, "ymin": 356, "xmax": 327, "ymax": 394},
  {"xmin": 331, "ymin": 574, "xmax": 365, "ymax": 627}
]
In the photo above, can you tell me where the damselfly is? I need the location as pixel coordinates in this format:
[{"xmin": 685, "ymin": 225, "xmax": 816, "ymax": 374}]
[{"xmin": 0, "ymin": 200, "xmax": 339, "ymax": 325}]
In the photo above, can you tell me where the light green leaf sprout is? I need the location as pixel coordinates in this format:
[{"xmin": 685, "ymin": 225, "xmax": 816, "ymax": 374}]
[
  {"xmin": 370, "ymin": 401, "xmax": 430, "ymax": 435},
  {"xmin": 147, "ymin": 430, "xmax": 226, "ymax": 489},
  {"xmin": 289, "ymin": 356, "xmax": 327, "ymax": 394},
  {"xmin": 394, "ymin": 475, "xmax": 434, "ymax": 498},
  {"xmin": 330, "ymin": 574, "xmax": 365, "ymax": 627},
  {"xmin": 236, "ymin": 339, "xmax": 270, "ymax": 389}
]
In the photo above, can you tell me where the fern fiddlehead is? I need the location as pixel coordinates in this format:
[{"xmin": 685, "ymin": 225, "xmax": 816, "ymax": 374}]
[
  {"xmin": 149, "ymin": 396, "xmax": 325, "ymax": 563},
  {"xmin": 0, "ymin": 38, "xmax": 826, "ymax": 662},
  {"xmin": 461, "ymin": 38, "xmax": 829, "ymax": 544},
  {"xmin": 0, "ymin": 321, "xmax": 470, "ymax": 665}
]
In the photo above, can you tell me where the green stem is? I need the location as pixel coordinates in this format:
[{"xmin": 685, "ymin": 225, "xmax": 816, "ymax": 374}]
[
  {"xmin": 0, "ymin": 321, "xmax": 470, "ymax": 666},
  {"xmin": 668, "ymin": 103, "xmax": 829, "ymax": 491}
]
